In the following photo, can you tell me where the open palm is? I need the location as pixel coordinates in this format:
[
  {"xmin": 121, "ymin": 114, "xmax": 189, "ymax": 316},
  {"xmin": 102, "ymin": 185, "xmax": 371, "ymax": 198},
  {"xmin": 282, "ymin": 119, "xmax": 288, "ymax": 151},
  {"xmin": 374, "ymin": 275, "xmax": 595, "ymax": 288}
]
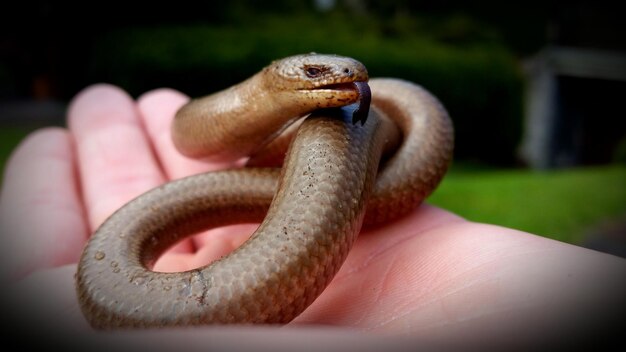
[{"xmin": 1, "ymin": 85, "xmax": 623, "ymax": 349}]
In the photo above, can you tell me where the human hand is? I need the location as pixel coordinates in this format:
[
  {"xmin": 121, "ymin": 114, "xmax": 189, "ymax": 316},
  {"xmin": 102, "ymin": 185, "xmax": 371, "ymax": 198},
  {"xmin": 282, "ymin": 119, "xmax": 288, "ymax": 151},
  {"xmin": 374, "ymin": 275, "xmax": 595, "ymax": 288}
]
[{"xmin": 1, "ymin": 84, "xmax": 624, "ymax": 350}]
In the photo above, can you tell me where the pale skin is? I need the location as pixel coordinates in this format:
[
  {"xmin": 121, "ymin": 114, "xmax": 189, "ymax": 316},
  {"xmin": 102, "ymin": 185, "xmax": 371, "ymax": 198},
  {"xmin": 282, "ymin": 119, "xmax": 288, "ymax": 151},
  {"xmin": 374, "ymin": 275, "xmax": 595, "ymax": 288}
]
[{"xmin": 0, "ymin": 84, "xmax": 624, "ymax": 350}]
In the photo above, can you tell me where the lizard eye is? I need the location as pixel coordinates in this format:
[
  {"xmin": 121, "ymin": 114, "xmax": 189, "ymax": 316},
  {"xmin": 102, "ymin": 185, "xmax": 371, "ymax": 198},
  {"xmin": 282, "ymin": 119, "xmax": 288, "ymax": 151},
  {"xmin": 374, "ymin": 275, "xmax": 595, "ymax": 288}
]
[{"xmin": 305, "ymin": 66, "xmax": 323, "ymax": 78}]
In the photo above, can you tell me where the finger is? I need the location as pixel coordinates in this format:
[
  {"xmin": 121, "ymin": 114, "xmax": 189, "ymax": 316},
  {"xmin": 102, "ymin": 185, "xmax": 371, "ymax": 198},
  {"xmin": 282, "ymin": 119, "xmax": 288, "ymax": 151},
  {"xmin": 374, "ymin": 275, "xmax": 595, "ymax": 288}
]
[
  {"xmin": 67, "ymin": 84, "xmax": 165, "ymax": 229},
  {"xmin": 0, "ymin": 128, "xmax": 88, "ymax": 281},
  {"xmin": 137, "ymin": 88, "xmax": 249, "ymax": 254},
  {"xmin": 137, "ymin": 88, "xmax": 240, "ymax": 180},
  {"xmin": 68, "ymin": 85, "xmax": 197, "ymax": 257}
]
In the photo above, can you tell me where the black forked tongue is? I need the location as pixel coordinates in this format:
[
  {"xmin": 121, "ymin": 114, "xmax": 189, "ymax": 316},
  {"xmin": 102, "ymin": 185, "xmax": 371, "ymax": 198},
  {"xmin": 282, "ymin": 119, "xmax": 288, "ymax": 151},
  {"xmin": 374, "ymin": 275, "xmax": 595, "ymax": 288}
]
[{"xmin": 352, "ymin": 81, "xmax": 371, "ymax": 125}]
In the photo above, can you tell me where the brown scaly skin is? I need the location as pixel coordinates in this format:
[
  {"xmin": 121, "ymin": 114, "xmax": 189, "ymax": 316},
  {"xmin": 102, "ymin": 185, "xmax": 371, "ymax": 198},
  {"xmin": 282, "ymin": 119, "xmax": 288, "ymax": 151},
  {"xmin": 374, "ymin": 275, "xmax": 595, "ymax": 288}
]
[
  {"xmin": 75, "ymin": 54, "xmax": 453, "ymax": 328},
  {"xmin": 172, "ymin": 53, "xmax": 369, "ymax": 160}
]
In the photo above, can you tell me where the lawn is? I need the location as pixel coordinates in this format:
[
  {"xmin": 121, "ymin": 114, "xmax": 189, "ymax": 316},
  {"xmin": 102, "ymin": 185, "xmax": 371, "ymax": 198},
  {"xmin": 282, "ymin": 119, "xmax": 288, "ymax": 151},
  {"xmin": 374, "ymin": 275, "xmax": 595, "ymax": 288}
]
[
  {"xmin": 1, "ymin": 127, "xmax": 624, "ymax": 245},
  {"xmin": 428, "ymin": 164, "xmax": 626, "ymax": 244},
  {"xmin": 0, "ymin": 127, "xmax": 32, "ymax": 178}
]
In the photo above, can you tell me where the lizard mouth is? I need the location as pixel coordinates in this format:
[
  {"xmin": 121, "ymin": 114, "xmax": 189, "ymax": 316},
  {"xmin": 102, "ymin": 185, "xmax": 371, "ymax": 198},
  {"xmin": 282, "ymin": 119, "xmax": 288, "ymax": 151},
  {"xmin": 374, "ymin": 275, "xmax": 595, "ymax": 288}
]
[
  {"xmin": 296, "ymin": 79, "xmax": 371, "ymax": 125},
  {"xmin": 313, "ymin": 79, "xmax": 369, "ymax": 91},
  {"xmin": 308, "ymin": 82, "xmax": 371, "ymax": 125},
  {"xmin": 317, "ymin": 82, "xmax": 362, "ymax": 91}
]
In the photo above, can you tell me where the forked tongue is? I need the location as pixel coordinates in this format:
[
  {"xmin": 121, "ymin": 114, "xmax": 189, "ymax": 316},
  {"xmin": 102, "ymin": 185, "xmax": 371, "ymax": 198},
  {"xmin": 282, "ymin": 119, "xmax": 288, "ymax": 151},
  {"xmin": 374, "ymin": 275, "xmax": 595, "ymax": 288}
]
[{"xmin": 352, "ymin": 81, "xmax": 371, "ymax": 125}]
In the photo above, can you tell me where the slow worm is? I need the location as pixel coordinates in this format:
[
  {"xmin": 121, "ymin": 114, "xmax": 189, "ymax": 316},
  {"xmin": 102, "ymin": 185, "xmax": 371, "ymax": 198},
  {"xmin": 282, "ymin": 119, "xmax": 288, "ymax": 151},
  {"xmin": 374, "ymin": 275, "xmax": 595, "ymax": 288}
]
[{"xmin": 75, "ymin": 53, "xmax": 454, "ymax": 328}]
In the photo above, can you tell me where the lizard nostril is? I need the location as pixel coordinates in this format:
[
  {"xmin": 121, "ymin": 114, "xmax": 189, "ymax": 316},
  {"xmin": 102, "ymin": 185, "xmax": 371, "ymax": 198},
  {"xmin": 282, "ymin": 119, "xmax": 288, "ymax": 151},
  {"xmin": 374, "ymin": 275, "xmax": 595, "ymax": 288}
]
[{"xmin": 343, "ymin": 68, "xmax": 352, "ymax": 76}]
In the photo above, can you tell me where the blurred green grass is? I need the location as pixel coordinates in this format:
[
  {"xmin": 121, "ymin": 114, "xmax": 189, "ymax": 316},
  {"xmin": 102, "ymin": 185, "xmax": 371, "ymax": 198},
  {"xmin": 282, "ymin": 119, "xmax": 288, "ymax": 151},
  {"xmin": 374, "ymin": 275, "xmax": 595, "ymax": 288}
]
[
  {"xmin": 428, "ymin": 164, "xmax": 626, "ymax": 243},
  {"xmin": 1, "ymin": 127, "xmax": 624, "ymax": 245},
  {"xmin": 0, "ymin": 127, "xmax": 31, "ymax": 178}
]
